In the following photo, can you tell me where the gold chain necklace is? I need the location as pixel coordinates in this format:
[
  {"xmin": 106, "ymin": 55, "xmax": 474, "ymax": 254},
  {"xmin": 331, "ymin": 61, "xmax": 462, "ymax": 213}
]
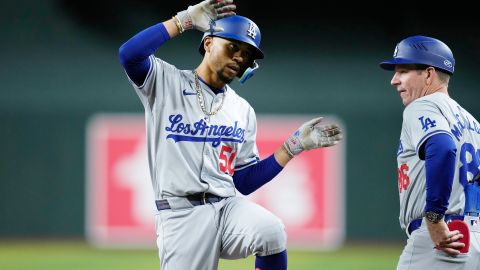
[{"xmin": 194, "ymin": 70, "xmax": 227, "ymax": 116}]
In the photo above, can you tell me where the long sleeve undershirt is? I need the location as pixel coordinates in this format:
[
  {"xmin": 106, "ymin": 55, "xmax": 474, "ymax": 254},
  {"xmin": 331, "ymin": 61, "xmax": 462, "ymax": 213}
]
[
  {"xmin": 422, "ymin": 133, "xmax": 457, "ymax": 214},
  {"xmin": 233, "ymin": 154, "xmax": 284, "ymax": 195},
  {"xmin": 118, "ymin": 23, "xmax": 170, "ymax": 86}
]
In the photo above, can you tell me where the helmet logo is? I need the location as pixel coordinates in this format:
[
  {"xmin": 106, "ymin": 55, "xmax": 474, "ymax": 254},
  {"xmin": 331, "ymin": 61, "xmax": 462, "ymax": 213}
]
[
  {"xmin": 444, "ymin": 60, "xmax": 453, "ymax": 68},
  {"xmin": 247, "ymin": 22, "xmax": 257, "ymax": 40},
  {"xmin": 393, "ymin": 44, "xmax": 399, "ymax": 57}
]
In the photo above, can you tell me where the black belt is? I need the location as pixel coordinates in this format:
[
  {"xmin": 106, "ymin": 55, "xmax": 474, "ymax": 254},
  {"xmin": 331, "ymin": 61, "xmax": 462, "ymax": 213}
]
[
  {"xmin": 407, "ymin": 215, "xmax": 464, "ymax": 235},
  {"xmin": 155, "ymin": 193, "xmax": 225, "ymax": 211}
]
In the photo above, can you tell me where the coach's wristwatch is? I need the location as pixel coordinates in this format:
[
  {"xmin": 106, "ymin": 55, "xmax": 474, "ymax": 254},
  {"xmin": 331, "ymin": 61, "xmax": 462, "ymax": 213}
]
[{"xmin": 425, "ymin": 211, "xmax": 444, "ymax": 224}]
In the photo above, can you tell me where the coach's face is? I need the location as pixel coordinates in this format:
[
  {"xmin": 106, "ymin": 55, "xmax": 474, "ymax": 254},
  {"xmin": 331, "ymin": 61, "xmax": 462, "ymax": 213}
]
[
  {"xmin": 204, "ymin": 36, "xmax": 253, "ymax": 84},
  {"xmin": 390, "ymin": 65, "xmax": 431, "ymax": 106}
]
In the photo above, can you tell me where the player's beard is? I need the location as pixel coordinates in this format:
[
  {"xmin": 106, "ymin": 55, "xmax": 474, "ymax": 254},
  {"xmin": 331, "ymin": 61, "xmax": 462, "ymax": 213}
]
[{"xmin": 217, "ymin": 69, "xmax": 234, "ymax": 84}]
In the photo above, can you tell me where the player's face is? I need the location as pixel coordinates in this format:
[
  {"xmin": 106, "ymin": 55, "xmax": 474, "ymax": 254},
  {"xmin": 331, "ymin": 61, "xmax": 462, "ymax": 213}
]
[
  {"xmin": 206, "ymin": 37, "xmax": 253, "ymax": 84},
  {"xmin": 390, "ymin": 65, "xmax": 429, "ymax": 106}
]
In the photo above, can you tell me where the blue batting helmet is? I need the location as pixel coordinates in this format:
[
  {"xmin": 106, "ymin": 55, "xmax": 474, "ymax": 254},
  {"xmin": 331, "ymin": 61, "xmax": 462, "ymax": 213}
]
[
  {"xmin": 198, "ymin": 15, "xmax": 263, "ymax": 83},
  {"xmin": 380, "ymin": 35, "xmax": 455, "ymax": 75},
  {"xmin": 198, "ymin": 15, "xmax": 264, "ymax": 60}
]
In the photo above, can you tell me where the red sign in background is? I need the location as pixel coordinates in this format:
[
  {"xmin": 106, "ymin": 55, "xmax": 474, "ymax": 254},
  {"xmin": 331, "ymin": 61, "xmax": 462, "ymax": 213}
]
[{"xmin": 86, "ymin": 114, "xmax": 345, "ymax": 249}]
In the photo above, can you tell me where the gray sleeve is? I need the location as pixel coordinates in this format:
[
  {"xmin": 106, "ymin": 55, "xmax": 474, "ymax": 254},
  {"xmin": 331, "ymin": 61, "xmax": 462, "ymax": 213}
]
[
  {"xmin": 404, "ymin": 100, "xmax": 453, "ymax": 154},
  {"xmin": 130, "ymin": 57, "xmax": 180, "ymax": 110}
]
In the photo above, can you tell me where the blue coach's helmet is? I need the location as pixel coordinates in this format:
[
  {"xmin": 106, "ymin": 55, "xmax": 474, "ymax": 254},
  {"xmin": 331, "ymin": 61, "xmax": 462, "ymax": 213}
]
[
  {"xmin": 199, "ymin": 15, "xmax": 264, "ymax": 59},
  {"xmin": 380, "ymin": 35, "xmax": 455, "ymax": 75}
]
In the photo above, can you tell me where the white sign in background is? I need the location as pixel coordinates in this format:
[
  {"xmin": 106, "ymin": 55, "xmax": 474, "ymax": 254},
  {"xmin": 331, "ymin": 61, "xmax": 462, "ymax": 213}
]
[{"xmin": 86, "ymin": 114, "xmax": 345, "ymax": 250}]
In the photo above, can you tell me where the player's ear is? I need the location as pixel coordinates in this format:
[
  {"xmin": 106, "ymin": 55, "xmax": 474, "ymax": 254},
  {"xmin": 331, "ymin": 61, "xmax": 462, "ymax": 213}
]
[
  {"xmin": 425, "ymin": 67, "xmax": 435, "ymax": 85},
  {"xmin": 204, "ymin": 36, "xmax": 214, "ymax": 54}
]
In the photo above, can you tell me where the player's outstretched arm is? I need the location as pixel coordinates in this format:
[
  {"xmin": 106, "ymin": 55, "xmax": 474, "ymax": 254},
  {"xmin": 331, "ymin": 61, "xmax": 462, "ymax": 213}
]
[
  {"xmin": 119, "ymin": 0, "xmax": 235, "ymax": 86},
  {"xmin": 233, "ymin": 117, "xmax": 342, "ymax": 195},
  {"xmin": 168, "ymin": 0, "xmax": 236, "ymax": 37},
  {"xmin": 276, "ymin": 117, "xmax": 343, "ymax": 166}
]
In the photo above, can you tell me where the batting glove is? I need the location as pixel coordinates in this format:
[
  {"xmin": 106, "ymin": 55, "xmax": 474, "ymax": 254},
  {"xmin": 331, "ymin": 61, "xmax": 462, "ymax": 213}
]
[
  {"xmin": 175, "ymin": 0, "xmax": 236, "ymax": 33},
  {"xmin": 283, "ymin": 117, "xmax": 343, "ymax": 157}
]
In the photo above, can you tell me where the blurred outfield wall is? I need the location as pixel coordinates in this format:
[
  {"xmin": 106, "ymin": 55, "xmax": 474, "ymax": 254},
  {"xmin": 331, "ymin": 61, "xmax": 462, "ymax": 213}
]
[{"xmin": 1, "ymin": 0, "xmax": 479, "ymax": 241}]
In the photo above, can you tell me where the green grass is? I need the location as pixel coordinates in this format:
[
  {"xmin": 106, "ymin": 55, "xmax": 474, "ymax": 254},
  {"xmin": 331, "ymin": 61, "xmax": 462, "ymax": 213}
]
[{"xmin": 0, "ymin": 240, "xmax": 402, "ymax": 270}]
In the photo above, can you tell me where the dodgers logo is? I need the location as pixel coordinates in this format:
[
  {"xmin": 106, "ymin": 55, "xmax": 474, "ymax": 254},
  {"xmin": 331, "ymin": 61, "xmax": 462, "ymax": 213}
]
[
  {"xmin": 418, "ymin": 116, "xmax": 436, "ymax": 132},
  {"xmin": 397, "ymin": 140, "xmax": 404, "ymax": 156},
  {"xmin": 393, "ymin": 44, "xmax": 399, "ymax": 57},
  {"xmin": 165, "ymin": 114, "xmax": 245, "ymax": 147},
  {"xmin": 247, "ymin": 22, "xmax": 257, "ymax": 40}
]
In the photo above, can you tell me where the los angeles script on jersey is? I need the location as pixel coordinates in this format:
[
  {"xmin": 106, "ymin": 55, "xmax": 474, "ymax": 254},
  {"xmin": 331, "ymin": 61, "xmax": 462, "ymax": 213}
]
[{"xmin": 165, "ymin": 114, "xmax": 245, "ymax": 147}]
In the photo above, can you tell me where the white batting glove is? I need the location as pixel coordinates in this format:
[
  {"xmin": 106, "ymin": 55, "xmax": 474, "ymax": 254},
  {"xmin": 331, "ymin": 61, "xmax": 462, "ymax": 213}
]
[
  {"xmin": 283, "ymin": 117, "xmax": 343, "ymax": 157},
  {"xmin": 175, "ymin": 0, "xmax": 236, "ymax": 33}
]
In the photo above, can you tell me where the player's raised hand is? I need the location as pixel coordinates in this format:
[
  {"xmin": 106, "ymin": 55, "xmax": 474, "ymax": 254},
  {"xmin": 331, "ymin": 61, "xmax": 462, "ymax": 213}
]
[
  {"xmin": 283, "ymin": 117, "xmax": 343, "ymax": 157},
  {"xmin": 175, "ymin": 0, "xmax": 236, "ymax": 33}
]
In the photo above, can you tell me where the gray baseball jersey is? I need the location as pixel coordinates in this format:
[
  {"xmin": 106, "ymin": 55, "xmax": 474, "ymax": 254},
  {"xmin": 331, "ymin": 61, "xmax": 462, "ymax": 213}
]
[
  {"xmin": 396, "ymin": 92, "xmax": 480, "ymax": 270},
  {"xmin": 397, "ymin": 92, "xmax": 480, "ymax": 230},
  {"xmin": 125, "ymin": 56, "xmax": 286, "ymax": 270},
  {"xmin": 130, "ymin": 56, "xmax": 260, "ymax": 199}
]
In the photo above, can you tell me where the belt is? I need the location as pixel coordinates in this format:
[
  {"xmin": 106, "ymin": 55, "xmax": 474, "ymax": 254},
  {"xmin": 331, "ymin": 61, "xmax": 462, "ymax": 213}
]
[
  {"xmin": 155, "ymin": 193, "xmax": 225, "ymax": 211},
  {"xmin": 407, "ymin": 215, "xmax": 464, "ymax": 235}
]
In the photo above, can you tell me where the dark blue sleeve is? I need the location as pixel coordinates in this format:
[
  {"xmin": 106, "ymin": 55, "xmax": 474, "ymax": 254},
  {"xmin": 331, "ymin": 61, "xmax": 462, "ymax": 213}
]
[
  {"xmin": 233, "ymin": 154, "xmax": 284, "ymax": 195},
  {"xmin": 118, "ymin": 23, "xmax": 171, "ymax": 86},
  {"xmin": 424, "ymin": 133, "xmax": 457, "ymax": 214}
]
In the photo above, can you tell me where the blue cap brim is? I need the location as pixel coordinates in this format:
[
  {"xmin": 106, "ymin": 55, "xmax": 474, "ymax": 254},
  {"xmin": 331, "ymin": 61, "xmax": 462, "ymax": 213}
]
[
  {"xmin": 379, "ymin": 58, "xmax": 417, "ymax": 70},
  {"xmin": 198, "ymin": 34, "xmax": 264, "ymax": 60}
]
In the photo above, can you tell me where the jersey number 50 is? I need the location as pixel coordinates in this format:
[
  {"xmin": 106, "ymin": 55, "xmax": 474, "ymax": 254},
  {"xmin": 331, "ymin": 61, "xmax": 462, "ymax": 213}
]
[{"xmin": 219, "ymin": 145, "xmax": 236, "ymax": 175}]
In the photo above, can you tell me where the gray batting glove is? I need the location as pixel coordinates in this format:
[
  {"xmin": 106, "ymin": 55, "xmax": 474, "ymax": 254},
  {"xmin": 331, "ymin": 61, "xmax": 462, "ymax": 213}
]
[
  {"xmin": 283, "ymin": 117, "xmax": 343, "ymax": 157},
  {"xmin": 175, "ymin": 0, "xmax": 236, "ymax": 33}
]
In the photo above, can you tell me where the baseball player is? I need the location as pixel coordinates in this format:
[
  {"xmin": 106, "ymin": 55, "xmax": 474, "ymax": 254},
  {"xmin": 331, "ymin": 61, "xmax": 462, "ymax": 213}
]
[
  {"xmin": 118, "ymin": 1, "xmax": 342, "ymax": 269},
  {"xmin": 380, "ymin": 35, "xmax": 480, "ymax": 269}
]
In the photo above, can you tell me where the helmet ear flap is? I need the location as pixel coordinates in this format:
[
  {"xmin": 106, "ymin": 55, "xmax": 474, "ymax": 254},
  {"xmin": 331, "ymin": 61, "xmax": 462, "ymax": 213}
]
[{"xmin": 238, "ymin": 61, "xmax": 259, "ymax": 84}]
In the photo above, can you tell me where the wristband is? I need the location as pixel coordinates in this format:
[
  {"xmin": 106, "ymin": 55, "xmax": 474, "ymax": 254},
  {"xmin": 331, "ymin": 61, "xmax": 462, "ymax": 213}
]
[
  {"xmin": 282, "ymin": 143, "xmax": 294, "ymax": 158},
  {"xmin": 172, "ymin": 16, "xmax": 184, "ymax": 33}
]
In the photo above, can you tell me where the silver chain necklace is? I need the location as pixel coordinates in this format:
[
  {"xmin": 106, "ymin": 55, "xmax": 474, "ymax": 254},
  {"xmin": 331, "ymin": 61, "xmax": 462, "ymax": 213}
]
[{"xmin": 194, "ymin": 70, "xmax": 227, "ymax": 116}]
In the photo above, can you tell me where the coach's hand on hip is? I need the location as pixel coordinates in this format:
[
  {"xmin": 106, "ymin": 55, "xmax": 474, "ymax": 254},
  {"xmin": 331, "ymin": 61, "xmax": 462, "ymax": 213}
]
[{"xmin": 426, "ymin": 219, "xmax": 465, "ymax": 256}]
